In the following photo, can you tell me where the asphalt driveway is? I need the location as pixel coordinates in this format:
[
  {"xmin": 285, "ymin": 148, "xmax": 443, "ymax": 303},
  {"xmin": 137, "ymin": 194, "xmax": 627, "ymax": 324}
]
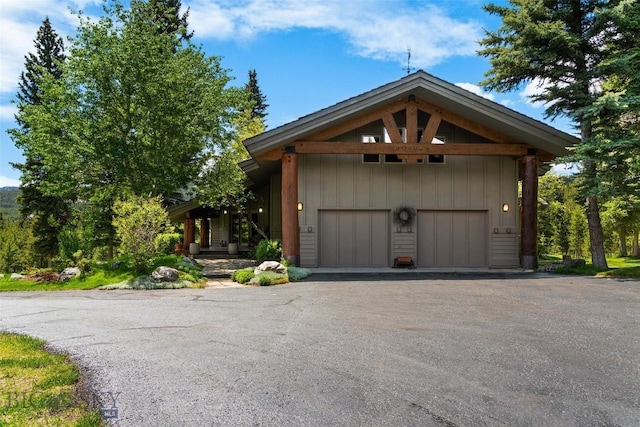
[{"xmin": 1, "ymin": 273, "xmax": 639, "ymax": 426}]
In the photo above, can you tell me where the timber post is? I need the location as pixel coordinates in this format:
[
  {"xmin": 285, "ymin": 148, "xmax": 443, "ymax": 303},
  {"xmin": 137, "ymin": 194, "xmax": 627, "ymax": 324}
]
[
  {"xmin": 281, "ymin": 151, "xmax": 300, "ymax": 266},
  {"xmin": 183, "ymin": 213, "xmax": 195, "ymax": 250},
  {"xmin": 200, "ymin": 218, "xmax": 210, "ymax": 248},
  {"xmin": 521, "ymin": 153, "xmax": 538, "ymax": 270}
]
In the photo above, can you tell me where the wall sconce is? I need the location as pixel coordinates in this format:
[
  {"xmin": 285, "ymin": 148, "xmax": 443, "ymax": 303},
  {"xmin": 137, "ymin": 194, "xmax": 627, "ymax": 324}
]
[
  {"xmin": 223, "ymin": 209, "xmax": 228, "ymax": 215},
  {"xmin": 297, "ymin": 202, "xmax": 303, "ymax": 211},
  {"xmin": 258, "ymin": 207, "xmax": 263, "ymax": 213},
  {"xmin": 502, "ymin": 203, "xmax": 509, "ymax": 212}
]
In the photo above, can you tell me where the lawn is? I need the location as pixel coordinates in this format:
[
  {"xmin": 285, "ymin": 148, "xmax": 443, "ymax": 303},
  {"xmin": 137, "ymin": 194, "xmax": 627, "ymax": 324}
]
[
  {"xmin": 543, "ymin": 255, "xmax": 640, "ymax": 277},
  {"xmin": 0, "ymin": 333, "xmax": 103, "ymax": 426},
  {"xmin": 0, "ymin": 255, "xmax": 204, "ymax": 292}
]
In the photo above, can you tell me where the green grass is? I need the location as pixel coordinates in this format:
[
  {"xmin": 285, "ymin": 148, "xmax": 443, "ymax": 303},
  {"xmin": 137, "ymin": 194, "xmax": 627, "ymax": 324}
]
[
  {"xmin": 0, "ymin": 332, "xmax": 103, "ymax": 426},
  {"xmin": 0, "ymin": 254, "xmax": 204, "ymax": 292},
  {"xmin": 547, "ymin": 255, "xmax": 640, "ymax": 277}
]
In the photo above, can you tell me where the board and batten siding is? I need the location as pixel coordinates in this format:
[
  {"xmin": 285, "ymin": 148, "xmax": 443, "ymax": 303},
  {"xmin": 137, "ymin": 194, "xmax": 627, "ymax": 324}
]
[{"xmin": 294, "ymin": 153, "xmax": 519, "ymax": 268}]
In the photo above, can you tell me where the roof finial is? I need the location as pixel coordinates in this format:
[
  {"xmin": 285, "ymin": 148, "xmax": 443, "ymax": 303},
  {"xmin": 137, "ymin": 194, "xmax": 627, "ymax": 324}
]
[{"xmin": 406, "ymin": 47, "xmax": 412, "ymax": 75}]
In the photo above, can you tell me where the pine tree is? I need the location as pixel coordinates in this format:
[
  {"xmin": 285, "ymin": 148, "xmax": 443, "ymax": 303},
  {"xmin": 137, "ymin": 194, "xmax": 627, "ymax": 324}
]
[
  {"xmin": 145, "ymin": 0, "xmax": 193, "ymax": 42},
  {"xmin": 13, "ymin": 18, "xmax": 71, "ymax": 266},
  {"xmin": 245, "ymin": 69, "xmax": 268, "ymax": 122},
  {"xmin": 478, "ymin": 0, "xmax": 624, "ymax": 269}
]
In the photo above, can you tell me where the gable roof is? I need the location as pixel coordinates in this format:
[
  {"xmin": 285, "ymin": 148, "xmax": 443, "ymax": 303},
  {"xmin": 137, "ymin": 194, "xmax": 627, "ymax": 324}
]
[{"xmin": 243, "ymin": 70, "xmax": 579, "ymax": 175}]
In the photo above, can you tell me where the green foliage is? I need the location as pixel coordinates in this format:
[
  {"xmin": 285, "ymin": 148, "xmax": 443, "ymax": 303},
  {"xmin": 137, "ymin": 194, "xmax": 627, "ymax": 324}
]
[
  {"xmin": 195, "ymin": 109, "xmax": 262, "ymax": 211},
  {"xmin": 112, "ymin": 196, "xmax": 170, "ymax": 272},
  {"xmin": 286, "ymin": 267, "xmax": 312, "ymax": 281},
  {"xmin": 8, "ymin": 0, "xmax": 249, "ymax": 255},
  {"xmin": 477, "ymin": 0, "xmax": 628, "ymax": 269},
  {"xmin": 255, "ymin": 239, "xmax": 282, "ymax": 264},
  {"xmin": 0, "ymin": 187, "xmax": 20, "ymax": 220},
  {"xmin": 12, "ymin": 18, "xmax": 71, "ymax": 266},
  {"xmin": 0, "ymin": 218, "xmax": 37, "ymax": 273},
  {"xmin": 155, "ymin": 232, "xmax": 182, "ymax": 255},
  {"xmin": 249, "ymin": 271, "xmax": 288, "ymax": 286},
  {"xmin": 232, "ymin": 268, "xmax": 255, "ymax": 284},
  {"xmin": 245, "ymin": 69, "xmax": 268, "ymax": 121}
]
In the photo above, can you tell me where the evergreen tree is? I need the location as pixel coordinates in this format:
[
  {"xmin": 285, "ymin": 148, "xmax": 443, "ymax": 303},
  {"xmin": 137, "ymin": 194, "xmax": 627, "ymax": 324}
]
[
  {"xmin": 478, "ymin": 0, "xmax": 626, "ymax": 269},
  {"xmin": 245, "ymin": 69, "xmax": 268, "ymax": 122},
  {"xmin": 12, "ymin": 18, "xmax": 71, "ymax": 266},
  {"xmin": 145, "ymin": 0, "xmax": 193, "ymax": 42}
]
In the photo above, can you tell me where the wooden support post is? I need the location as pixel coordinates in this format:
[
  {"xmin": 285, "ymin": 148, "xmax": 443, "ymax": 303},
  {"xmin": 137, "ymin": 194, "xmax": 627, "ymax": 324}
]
[
  {"xmin": 521, "ymin": 154, "xmax": 538, "ymax": 270},
  {"xmin": 200, "ymin": 218, "xmax": 210, "ymax": 248},
  {"xmin": 281, "ymin": 152, "xmax": 300, "ymax": 266},
  {"xmin": 183, "ymin": 216, "xmax": 196, "ymax": 250}
]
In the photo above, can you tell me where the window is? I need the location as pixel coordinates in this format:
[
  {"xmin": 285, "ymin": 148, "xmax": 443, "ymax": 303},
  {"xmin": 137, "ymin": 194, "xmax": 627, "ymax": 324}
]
[
  {"xmin": 428, "ymin": 136, "xmax": 446, "ymax": 164},
  {"xmin": 361, "ymin": 135, "xmax": 380, "ymax": 163}
]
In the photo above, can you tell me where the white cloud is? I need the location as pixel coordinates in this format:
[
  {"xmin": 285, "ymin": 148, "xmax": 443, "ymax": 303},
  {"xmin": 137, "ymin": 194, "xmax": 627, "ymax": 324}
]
[
  {"xmin": 455, "ymin": 82, "xmax": 495, "ymax": 100},
  {"xmin": 0, "ymin": 175, "xmax": 20, "ymax": 187},
  {"xmin": 0, "ymin": 104, "xmax": 17, "ymax": 121},
  {"xmin": 0, "ymin": 0, "xmax": 100, "ymax": 95},
  {"xmin": 551, "ymin": 163, "xmax": 579, "ymax": 176},
  {"xmin": 186, "ymin": 0, "xmax": 482, "ymax": 68}
]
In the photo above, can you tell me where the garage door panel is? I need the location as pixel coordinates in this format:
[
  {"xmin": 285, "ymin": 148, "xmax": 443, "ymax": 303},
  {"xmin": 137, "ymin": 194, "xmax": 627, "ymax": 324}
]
[
  {"xmin": 418, "ymin": 210, "xmax": 487, "ymax": 268},
  {"xmin": 319, "ymin": 210, "xmax": 389, "ymax": 267},
  {"xmin": 319, "ymin": 211, "xmax": 338, "ymax": 267},
  {"xmin": 338, "ymin": 212, "xmax": 355, "ymax": 266}
]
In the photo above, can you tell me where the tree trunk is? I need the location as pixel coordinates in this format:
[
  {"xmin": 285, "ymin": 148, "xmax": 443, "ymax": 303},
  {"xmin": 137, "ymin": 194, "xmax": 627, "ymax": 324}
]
[
  {"xmin": 618, "ymin": 227, "xmax": 628, "ymax": 257},
  {"xmin": 581, "ymin": 122, "xmax": 608, "ymax": 269},
  {"xmin": 586, "ymin": 195, "xmax": 608, "ymax": 268},
  {"xmin": 632, "ymin": 230, "xmax": 639, "ymax": 257}
]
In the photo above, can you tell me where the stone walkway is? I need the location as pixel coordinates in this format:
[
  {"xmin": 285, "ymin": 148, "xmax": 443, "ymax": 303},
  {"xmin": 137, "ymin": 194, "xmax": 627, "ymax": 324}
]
[{"xmin": 193, "ymin": 257, "xmax": 256, "ymax": 288}]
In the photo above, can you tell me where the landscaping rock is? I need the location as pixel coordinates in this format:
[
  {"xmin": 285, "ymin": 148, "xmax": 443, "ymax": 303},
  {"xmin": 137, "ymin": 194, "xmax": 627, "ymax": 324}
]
[
  {"xmin": 544, "ymin": 259, "xmax": 586, "ymax": 272},
  {"xmin": 152, "ymin": 266, "xmax": 180, "ymax": 282},
  {"xmin": 254, "ymin": 261, "xmax": 286, "ymax": 275},
  {"xmin": 58, "ymin": 267, "xmax": 81, "ymax": 281},
  {"xmin": 111, "ymin": 261, "xmax": 123, "ymax": 269},
  {"xmin": 10, "ymin": 273, "xmax": 24, "ymax": 280}
]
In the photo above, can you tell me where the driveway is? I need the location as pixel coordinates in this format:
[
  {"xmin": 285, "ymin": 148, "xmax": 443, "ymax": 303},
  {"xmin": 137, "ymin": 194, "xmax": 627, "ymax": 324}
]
[{"xmin": 1, "ymin": 273, "xmax": 638, "ymax": 426}]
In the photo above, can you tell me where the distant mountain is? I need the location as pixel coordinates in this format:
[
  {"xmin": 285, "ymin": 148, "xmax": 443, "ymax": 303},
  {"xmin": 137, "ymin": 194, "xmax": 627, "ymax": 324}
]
[{"xmin": 0, "ymin": 187, "xmax": 20, "ymax": 219}]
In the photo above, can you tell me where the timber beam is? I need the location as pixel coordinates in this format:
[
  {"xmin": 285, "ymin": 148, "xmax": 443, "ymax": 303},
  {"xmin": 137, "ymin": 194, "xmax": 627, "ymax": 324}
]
[{"xmin": 258, "ymin": 141, "xmax": 531, "ymax": 159}]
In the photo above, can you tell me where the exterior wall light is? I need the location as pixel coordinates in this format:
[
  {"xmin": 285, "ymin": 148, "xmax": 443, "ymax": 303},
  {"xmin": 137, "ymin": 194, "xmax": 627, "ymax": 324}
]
[
  {"xmin": 502, "ymin": 203, "xmax": 509, "ymax": 212},
  {"xmin": 258, "ymin": 207, "xmax": 263, "ymax": 213},
  {"xmin": 223, "ymin": 209, "xmax": 228, "ymax": 215},
  {"xmin": 297, "ymin": 202, "xmax": 304, "ymax": 211}
]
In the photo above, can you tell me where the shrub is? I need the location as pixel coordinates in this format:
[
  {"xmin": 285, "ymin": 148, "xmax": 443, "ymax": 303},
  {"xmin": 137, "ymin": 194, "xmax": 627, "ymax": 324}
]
[
  {"xmin": 155, "ymin": 232, "xmax": 182, "ymax": 255},
  {"xmin": 287, "ymin": 267, "xmax": 312, "ymax": 281},
  {"xmin": 259, "ymin": 275, "xmax": 272, "ymax": 286},
  {"xmin": 249, "ymin": 271, "xmax": 288, "ymax": 286},
  {"xmin": 233, "ymin": 269, "xmax": 254, "ymax": 284},
  {"xmin": 112, "ymin": 196, "xmax": 170, "ymax": 272},
  {"xmin": 255, "ymin": 239, "xmax": 282, "ymax": 264}
]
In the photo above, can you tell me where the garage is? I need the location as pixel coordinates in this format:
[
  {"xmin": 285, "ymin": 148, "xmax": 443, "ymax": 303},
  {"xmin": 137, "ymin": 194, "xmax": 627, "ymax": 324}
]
[
  {"xmin": 417, "ymin": 211, "xmax": 487, "ymax": 267},
  {"xmin": 318, "ymin": 210, "xmax": 389, "ymax": 267}
]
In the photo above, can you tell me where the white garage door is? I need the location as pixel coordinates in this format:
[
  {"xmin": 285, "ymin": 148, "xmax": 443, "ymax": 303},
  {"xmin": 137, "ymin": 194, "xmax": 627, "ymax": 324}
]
[
  {"xmin": 319, "ymin": 210, "xmax": 389, "ymax": 267},
  {"xmin": 417, "ymin": 211, "xmax": 487, "ymax": 267}
]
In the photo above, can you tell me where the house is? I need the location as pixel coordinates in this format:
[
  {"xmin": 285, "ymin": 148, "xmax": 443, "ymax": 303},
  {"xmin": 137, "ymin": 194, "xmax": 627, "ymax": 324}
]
[{"xmin": 170, "ymin": 71, "xmax": 579, "ymax": 269}]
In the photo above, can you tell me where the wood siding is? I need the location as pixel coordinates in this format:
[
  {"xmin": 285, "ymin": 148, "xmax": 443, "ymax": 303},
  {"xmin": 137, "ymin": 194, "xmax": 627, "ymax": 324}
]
[{"xmin": 297, "ymin": 154, "xmax": 519, "ymax": 267}]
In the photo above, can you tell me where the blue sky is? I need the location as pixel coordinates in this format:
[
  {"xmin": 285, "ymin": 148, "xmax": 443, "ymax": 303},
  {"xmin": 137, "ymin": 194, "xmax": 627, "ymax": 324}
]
[{"xmin": 0, "ymin": 0, "xmax": 574, "ymax": 187}]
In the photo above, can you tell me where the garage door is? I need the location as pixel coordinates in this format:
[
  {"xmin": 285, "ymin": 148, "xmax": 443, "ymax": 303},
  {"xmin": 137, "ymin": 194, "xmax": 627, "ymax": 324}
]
[
  {"xmin": 319, "ymin": 210, "xmax": 389, "ymax": 267},
  {"xmin": 417, "ymin": 211, "xmax": 487, "ymax": 267}
]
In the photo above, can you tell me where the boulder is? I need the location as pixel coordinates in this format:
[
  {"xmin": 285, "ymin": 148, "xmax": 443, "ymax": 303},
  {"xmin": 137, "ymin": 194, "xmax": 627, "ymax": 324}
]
[
  {"xmin": 10, "ymin": 273, "xmax": 24, "ymax": 280},
  {"xmin": 151, "ymin": 266, "xmax": 180, "ymax": 282},
  {"xmin": 544, "ymin": 259, "xmax": 586, "ymax": 272},
  {"xmin": 59, "ymin": 267, "xmax": 81, "ymax": 281},
  {"xmin": 254, "ymin": 261, "xmax": 286, "ymax": 275}
]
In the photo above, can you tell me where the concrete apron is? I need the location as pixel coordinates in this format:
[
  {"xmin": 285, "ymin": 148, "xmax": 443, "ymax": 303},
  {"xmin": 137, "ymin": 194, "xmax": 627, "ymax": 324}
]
[{"xmin": 309, "ymin": 267, "xmax": 532, "ymax": 274}]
